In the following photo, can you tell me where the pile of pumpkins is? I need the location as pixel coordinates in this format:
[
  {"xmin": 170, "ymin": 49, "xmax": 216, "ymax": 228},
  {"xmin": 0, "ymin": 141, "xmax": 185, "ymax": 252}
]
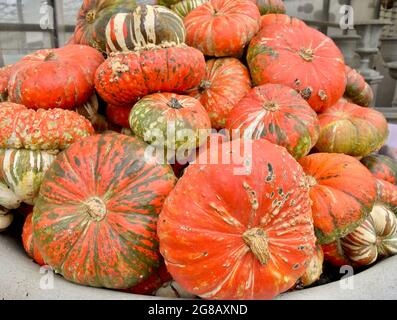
[{"xmin": 0, "ymin": 0, "xmax": 397, "ymax": 300}]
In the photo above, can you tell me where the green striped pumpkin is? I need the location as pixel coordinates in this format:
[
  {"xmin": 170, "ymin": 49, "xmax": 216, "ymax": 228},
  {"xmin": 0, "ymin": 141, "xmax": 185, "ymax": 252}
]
[
  {"xmin": 105, "ymin": 5, "xmax": 186, "ymax": 53},
  {"xmin": 172, "ymin": 0, "xmax": 209, "ymax": 17}
]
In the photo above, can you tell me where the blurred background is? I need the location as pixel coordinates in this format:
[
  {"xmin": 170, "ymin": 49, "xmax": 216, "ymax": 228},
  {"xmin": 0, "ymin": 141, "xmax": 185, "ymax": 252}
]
[{"xmin": 0, "ymin": 0, "xmax": 397, "ymax": 120}]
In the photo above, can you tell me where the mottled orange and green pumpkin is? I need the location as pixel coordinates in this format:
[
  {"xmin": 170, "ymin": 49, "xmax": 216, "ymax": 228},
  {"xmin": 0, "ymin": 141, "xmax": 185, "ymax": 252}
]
[
  {"xmin": 129, "ymin": 93, "xmax": 211, "ymax": 156},
  {"xmin": 315, "ymin": 100, "xmax": 389, "ymax": 157},
  {"xmin": 22, "ymin": 212, "xmax": 45, "ymax": 266},
  {"xmin": 0, "ymin": 102, "xmax": 94, "ymax": 150},
  {"xmin": 226, "ymin": 84, "xmax": 320, "ymax": 159},
  {"xmin": 33, "ymin": 133, "xmax": 177, "ymax": 289},
  {"xmin": 95, "ymin": 44, "xmax": 206, "ymax": 106},
  {"xmin": 299, "ymin": 153, "xmax": 377, "ymax": 244},
  {"xmin": 344, "ymin": 65, "xmax": 374, "ymax": 107},
  {"xmin": 172, "ymin": 0, "xmax": 209, "ymax": 17},
  {"xmin": 361, "ymin": 154, "xmax": 397, "ymax": 185},
  {"xmin": 247, "ymin": 20, "xmax": 345, "ymax": 111},
  {"xmin": 260, "ymin": 14, "xmax": 306, "ymax": 30},
  {"xmin": 158, "ymin": 138, "xmax": 317, "ymax": 300},
  {"xmin": 8, "ymin": 45, "xmax": 104, "ymax": 110},
  {"xmin": 250, "ymin": 0, "xmax": 286, "ymax": 15},
  {"xmin": 187, "ymin": 57, "xmax": 251, "ymax": 129},
  {"xmin": 184, "ymin": 0, "xmax": 260, "ymax": 57}
]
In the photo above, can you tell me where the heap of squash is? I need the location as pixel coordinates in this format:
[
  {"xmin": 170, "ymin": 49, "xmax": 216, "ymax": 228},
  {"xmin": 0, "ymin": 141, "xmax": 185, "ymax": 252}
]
[{"xmin": 1, "ymin": 0, "xmax": 397, "ymax": 300}]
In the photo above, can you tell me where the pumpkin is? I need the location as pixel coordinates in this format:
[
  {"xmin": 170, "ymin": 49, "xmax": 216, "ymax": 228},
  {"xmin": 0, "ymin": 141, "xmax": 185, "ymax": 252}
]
[
  {"xmin": 128, "ymin": 93, "xmax": 211, "ymax": 160},
  {"xmin": 172, "ymin": 0, "xmax": 208, "ymax": 17},
  {"xmin": 361, "ymin": 154, "xmax": 397, "ymax": 185},
  {"xmin": 184, "ymin": 0, "xmax": 260, "ymax": 57},
  {"xmin": 260, "ymin": 14, "xmax": 306, "ymax": 30},
  {"xmin": 106, "ymin": 5, "xmax": 186, "ymax": 53},
  {"xmin": 158, "ymin": 138, "xmax": 316, "ymax": 300},
  {"xmin": 158, "ymin": 0, "xmax": 180, "ymax": 6},
  {"xmin": 247, "ymin": 21, "xmax": 346, "ymax": 112},
  {"xmin": 299, "ymin": 153, "xmax": 377, "ymax": 244},
  {"xmin": 22, "ymin": 212, "xmax": 45, "ymax": 266},
  {"xmin": 106, "ymin": 104, "xmax": 132, "ymax": 128},
  {"xmin": 187, "ymin": 58, "xmax": 251, "ymax": 129},
  {"xmin": 0, "ymin": 148, "xmax": 56, "ymax": 210},
  {"xmin": 315, "ymin": 100, "xmax": 389, "ymax": 157},
  {"xmin": 75, "ymin": 93, "xmax": 109, "ymax": 133},
  {"xmin": 33, "ymin": 133, "xmax": 176, "ymax": 289},
  {"xmin": 73, "ymin": 0, "xmax": 138, "ymax": 52},
  {"xmin": 95, "ymin": 43, "xmax": 206, "ymax": 106},
  {"xmin": 226, "ymin": 84, "xmax": 320, "ymax": 160},
  {"xmin": 376, "ymin": 179, "xmax": 397, "ymax": 210},
  {"xmin": 297, "ymin": 245, "xmax": 324, "ymax": 288},
  {"xmin": 344, "ymin": 65, "xmax": 374, "ymax": 107},
  {"xmin": 128, "ymin": 263, "xmax": 172, "ymax": 295},
  {"xmin": 8, "ymin": 45, "xmax": 104, "ymax": 110},
  {"xmin": 0, "ymin": 64, "xmax": 17, "ymax": 102},
  {"xmin": 0, "ymin": 209, "xmax": 13, "ymax": 232},
  {"xmin": 251, "ymin": 0, "xmax": 286, "ymax": 15},
  {"xmin": 0, "ymin": 102, "xmax": 95, "ymax": 151}
]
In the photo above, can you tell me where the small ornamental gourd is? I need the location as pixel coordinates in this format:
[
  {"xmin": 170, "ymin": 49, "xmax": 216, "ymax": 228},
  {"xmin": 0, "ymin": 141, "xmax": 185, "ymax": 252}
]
[
  {"xmin": 250, "ymin": 0, "xmax": 286, "ymax": 15},
  {"xmin": 22, "ymin": 212, "xmax": 45, "ymax": 266},
  {"xmin": 8, "ymin": 45, "xmax": 104, "ymax": 110},
  {"xmin": 172, "ymin": 0, "xmax": 209, "ymax": 17},
  {"xmin": 73, "ymin": 0, "xmax": 138, "ymax": 52},
  {"xmin": 226, "ymin": 84, "xmax": 320, "ymax": 159},
  {"xmin": 187, "ymin": 58, "xmax": 251, "ymax": 129},
  {"xmin": 247, "ymin": 20, "xmax": 346, "ymax": 111},
  {"xmin": 0, "ymin": 102, "xmax": 95, "ymax": 151},
  {"xmin": 184, "ymin": 0, "xmax": 260, "ymax": 57},
  {"xmin": 95, "ymin": 44, "xmax": 206, "ymax": 106},
  {"xmin": 299, "ymin": 153, "xmax": 377, "ymax": 244},
  {"xmin": 128, "ymin": 93, "xmax": 211, "ymax": 157},
  {"xmin": 33, "ymin": 133, "xmax": 177, "ymax": 289},
  {"xmin": 361, "ymin": 154, "xmax": 397, "ymax": 185},
  {"xmin": 106, "ymin": 5, "xmax": 186, "ymax": 53},
  {"xmin": 158, "ymin": 139, "xmax": 317, "ymax": 300},
  {"xmin": 344, "ymin": 65, "xmax": 374, "ymax": 107},
  {"xmin": 315, "ymin": 100, "xmax": 389, "ymax": 157}
]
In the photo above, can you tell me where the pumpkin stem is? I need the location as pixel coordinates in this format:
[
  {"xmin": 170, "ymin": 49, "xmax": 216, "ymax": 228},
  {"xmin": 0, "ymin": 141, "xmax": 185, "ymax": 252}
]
[
  {"xmin": 198, "ymin": 80, "xmax": 211, "ymax": 93},
  {"xmin": 86, "ymin": 10, "xmax": 97, "ymax": 24},
  {"xmin": 262, "ymin": 102, "xmax": 280, "ymax": 112},
  {"xmin": 167, "ymin": 97, "xmax": 183, "ymax": 109},
  {"xmin": 242, "ymin": 227, "xmax": 270, "ymax": 265},
  {"xmin": 84, "ymin": 197, "xmax": 107, "ymax": 222},
  {"xmin": 298, "ymin": 48, "xmax": 314, "ymax": 62},
  {"xmin": 44, "ymin": 51, "xmax": 57, "ymax": 61}
]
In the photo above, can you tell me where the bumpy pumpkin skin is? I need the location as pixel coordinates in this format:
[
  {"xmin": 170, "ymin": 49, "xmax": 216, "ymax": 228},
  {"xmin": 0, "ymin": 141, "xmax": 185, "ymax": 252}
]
[
  {"xmin": 299, "ymin": 153, "xmax": 377, "ymax": 245},
  {"xmin": 95, "ymin": 44, "xmax": 206, "ymax": 106},
  {"xmin": 158, "ymin": 139, "xmax": 316, "ymax": 300},
  {"xmin": 0, "ymin": 149, "xmax": 56, "ymax": 212},
  {"xmin": 184, "ymin": 0, "xmax": 260, "ymax": 57},
  {"xmin": 187, "ymin": 58, "xmax": 251, "ymax": 129},
  {"xmin": 361, "ymin": 154, "xmax": 397, "ymax": 185},
  {"xmin": 106, "ymin": 5, "xmax": 186, "ymax": 53},
  {"xmin": 73, "ymin": 0, "xmax": 138, "ymax": 53},
  {"xmin": 226, "ymin": 84, "xmax": 320, "ymax": 160},
  {"xmin": 297, "ymin": 245, "xmax": 323, "ymax": 288},
  {"xmin": 344, "ymin": 65, "xmax": 374, "ymax": 107},
  {"xmin": 247, "ymin": 22, "xmax": 345, "ymax": 112},
  {"xmin": 315, "ymin": 100, "xmax": 389, "ymax": 157},
  {"xmin": 22, "ymin": 212, "xmax": 45, "ymax": 266},
  {"xmin": 33, "ymin": 133, "xmax": 177, "ymax": 289},
  {"xmin": 106, "ymin": 104, "xmax": 132, "ymax": 128},
  {"xmin": 129, "ymin": 93, "xmax": 211, "ymax": 153},
  {"xmin": 8, "ymin": 45, "xmax": 104, "ymax": 110},
  {"xmin": 0, "ymin": 102, "xmax": 95, "ymax": 150},
  {"xmin": 251, "ymin": 0, "xmax": 286, "ymax": 15},
  {"xmin": 172, "ymin": 0, "xmax": 209, "ymax": 17}
]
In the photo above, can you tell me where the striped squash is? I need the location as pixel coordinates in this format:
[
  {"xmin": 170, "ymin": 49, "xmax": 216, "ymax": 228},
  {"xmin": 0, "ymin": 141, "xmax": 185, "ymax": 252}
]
[
  {"xmin": 187, "ymin": 58, "xmax": 251, "ymax": 129},
  {"xmin": 33, "ymin": 133, "xmax": 177, "ymax": 289},
  {"xmin": 0, "ymin": 148, "xmax": 56, "ymax": 210},
  {"xmin": 361, "ymin": 154, "xmax": 397, "ymax": 185},
  {"xmin": 0, "ymin": 102, "xmax": 95, "ymax": 151},
  {"xmin": 315, "ymin": 100, "xmax": 389, "ymax": 157},
  {"xmin": 172, "ymin": 0, "xmax": 209, "ymax": 17},
  {"xmin": 106, "ymin": 5, "xmax": 186, "ymax": 53},
  {"xmin": 226, "ymin": 84, "xmax": 320, "ymax": 159}
]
